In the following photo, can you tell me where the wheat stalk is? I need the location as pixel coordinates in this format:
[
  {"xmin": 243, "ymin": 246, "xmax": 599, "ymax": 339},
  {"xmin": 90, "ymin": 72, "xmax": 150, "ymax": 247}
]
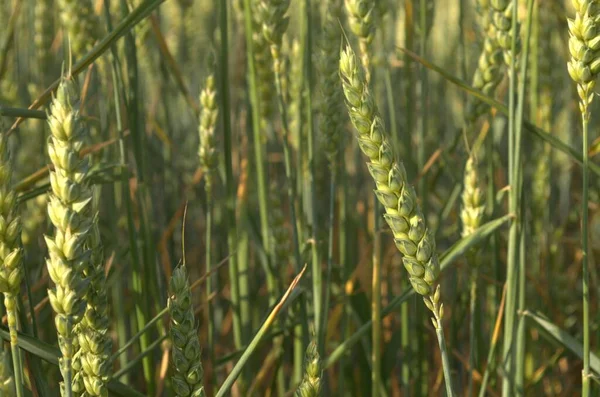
[{"xmin": 566, "ymin": 1, "xmax": 600, "ymax": 395}]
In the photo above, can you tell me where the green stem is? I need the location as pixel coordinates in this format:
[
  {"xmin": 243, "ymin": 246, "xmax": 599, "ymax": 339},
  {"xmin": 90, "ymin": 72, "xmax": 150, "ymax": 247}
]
[
  {"xmin": 372, "ymin": 201, "xmax": 382, "ymax": 397},
  {"xmin": 582, "ymin": 112, "xmax": 590, "ymax": 397},
  {"xmin": 113, "ymin": 335, "xmax": 168, "ymax": 380},
  {"xmin": 303, "ymin": 0, "xmax": 321, "ymax": 348},
  {"xmin": 107, "ymin": 4, "xmax": 132, "ymax": 382},
  {"xmin": 272, "ymin": 44, "xmax": 310, "ymax": 387},
  {"xmin": 21, "ymin": 257, "xmax": 37, "ymax": 339},
  {"xmin": 512, "ymin": 2, "xmax": 533, "ymax": 394},
  {"xmin": 241, "ymin": 0, "xmax": 270, "ymax": 283},
  {"xmin": 61, "ymin": 329, "xmax": 74, "ymax": 397},
  {"xmin": 206, "ymin": 196, "xmax": 214, "ymax": 366},
  {"xmin": 478, "ymin": 347, "xmax": 497, "ymax": 397},
  {"xmin": 384, "ymin": 70, "xmax": 400, "ymax": 160},
  {"xmin": 418, "ymin": 0, "xmax": 428, "ymax": 207},
  {"xmin": 515, "ymin": 217, "xmax": 526, "ymax": 395},
  {"xmin": 400, "ymin": 282, "xmax": 410, "ymax": 394},
  {"xmin": 110, "ymin": 307, "xmax": 169, "ymax": 362},
  {"xmin": 418, "ymin": 2, "xmax": 429, "ymax": 391},
  {"xmin": 485, "ymin": 117, "xmax": 500, "ymax": 326},
  {"xmin": 6, "ymin": 297, "xmax": 23, "ymax": 397},
  {"xmin": 338, "ymin": 161, "xmax": 349, "ymax": 393},
  {"xmin": 120, "ymin": 5, "xmax": 154, "ymax": 390},
  {"xmin": 320, "ymin": 168, "xmax": 336, "ymax": 353},
  {"xmin": 468, "ymin": 267, "xmax": 478, "ymax": 397},
  {"xmin": 478, "ymin": 287, "xmax": 505, "ymax": 397},
  {"xmin": 219, "ymin": 0, "xmax": 243, "ymax": 353},
  {"xmin": 433, "ymin": 310, "xmax": 455, "ymax": 397},
  {"xmin": 274, "ymin": 63, "xmax": 311, "ymax": 333},
  {"xmin": 502, "ymin": 0, "xmax": 522, "ymax": 392}
]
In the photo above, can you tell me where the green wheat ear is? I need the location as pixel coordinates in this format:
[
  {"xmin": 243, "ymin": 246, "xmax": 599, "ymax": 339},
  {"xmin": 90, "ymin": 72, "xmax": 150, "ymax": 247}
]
[
  {"xmin": 34, "ymin": 0, "xmax": 55, "ymax": 84},
  {"xmin": 198, "ymin": 74, "xmax": 219, "ymax": 195},
  {"xmin": 168, "ymin": 264, "xmax": 206, "ymax": 397},
  {"xmin": 344, "ymin": 0, "xmax": 375, "ymax": 80},
  {"xmin": 258, "ymin": 0, "xmax": 291, "ymax": 72},
  {"xmin": 45, "ymin": 78, "xmax": 93, "ymax": 395},
  {"xmin": 57, "ymin": 0, "xmax": 101, "ymax": 60},
  {"xmin": 73, "ymin": 220, "xmax": 112, "ymax": 396},
  {"xmin": 339, "ymin": 46, "xmax": 455, "ymax": 396},
  {"xmin": 295, "ymin": 340, "xmax": 321, "ymax": 397},
  {"xmin": 461, "ymin": 157, "xmax": 485, "ymax": 240},
  {"xmin": 319, "ymin": 0, "xmax": 344, "ymax": 165},
  {"xmin": 489, "ymin": 0, "xmax": 521, "ymax": 66},
  {"xmin": 339, "ymin": 45, "xmax": 439, "ymax": 297},
  {"xmin": 0, "ymin": 128, "xmax": 24, "ymax": 397},
  {"xmin": 567, "ymin": 0, "xmax": 600, "ymax": 118}
]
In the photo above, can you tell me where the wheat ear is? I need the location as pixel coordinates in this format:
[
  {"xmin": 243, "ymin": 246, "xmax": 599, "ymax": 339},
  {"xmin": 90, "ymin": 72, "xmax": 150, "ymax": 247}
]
[
  {"xmin": 0, "ymin": 130, "xmax": 24, "ymax": 397},
  {"xmin": 168, "ymin": 264, "xmax": 206, "ymax": 397},
  {"xmin": 199, "ymin": 74, "xmax": 219, "ymax": 194},
  {"xmin": 344, "ymin": 0, "xmax": 375, "ymax": 81},
  {"xmin": 57, "ymin": 0, "xmax": 100, "ymax": 59},
  {"xmin": 45, "ymin": 79, "xmax": 92, "ymax": 397},
  {"xmin": 295, "ymin": 340, "xmax": 321, "ymax": 397},
  {"xmin": 339, "ymin": 44, "xmax": 454, "ymax": 396},
  {"xmin": 72, "ymin": 221, "xmax": 112, "ymax": 396}
]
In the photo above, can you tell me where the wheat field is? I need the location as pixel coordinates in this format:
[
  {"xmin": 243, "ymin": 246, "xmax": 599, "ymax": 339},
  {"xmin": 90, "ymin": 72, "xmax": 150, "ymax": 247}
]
[{"xmin": 0, "ymin": 0, "xmax": 596, "ymax": 396}]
